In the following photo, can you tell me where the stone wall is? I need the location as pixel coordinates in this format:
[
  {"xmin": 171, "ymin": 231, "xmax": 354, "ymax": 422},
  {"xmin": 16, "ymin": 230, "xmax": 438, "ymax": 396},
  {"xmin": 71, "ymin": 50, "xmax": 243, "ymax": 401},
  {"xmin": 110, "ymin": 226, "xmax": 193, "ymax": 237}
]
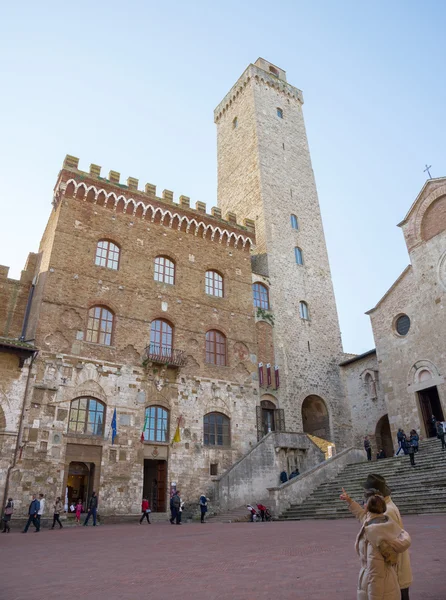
[
  {"xmin": 215, "ymin": 431, "xmax": 324, "ymax": 511},
  {"xmin": 340, "ymin": 351, "xmax": 390, "ymax": 456},
  {"xmin": 268, "ymin": 447, "xmax": 364, "ymax": 516}
]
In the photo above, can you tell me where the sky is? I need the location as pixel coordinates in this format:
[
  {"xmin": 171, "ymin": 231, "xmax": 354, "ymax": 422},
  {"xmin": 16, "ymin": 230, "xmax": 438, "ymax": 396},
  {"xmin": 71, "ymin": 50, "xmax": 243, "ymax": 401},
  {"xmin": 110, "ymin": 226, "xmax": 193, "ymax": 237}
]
[{"xmin": 1, "ymin": 0, "xmax": 445, "ymax": 354}]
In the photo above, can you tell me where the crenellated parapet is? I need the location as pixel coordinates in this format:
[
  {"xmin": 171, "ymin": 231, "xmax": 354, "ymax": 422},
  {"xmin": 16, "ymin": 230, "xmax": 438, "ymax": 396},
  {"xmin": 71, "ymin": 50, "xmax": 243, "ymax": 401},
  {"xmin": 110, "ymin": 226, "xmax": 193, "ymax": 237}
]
[
  {"xmin": 54, "ymin": 155, "xmax": 256, "ymax": 251},
  {"xmin": 214, "ymin": 59, "xmax": 304, "ymax": 123}
]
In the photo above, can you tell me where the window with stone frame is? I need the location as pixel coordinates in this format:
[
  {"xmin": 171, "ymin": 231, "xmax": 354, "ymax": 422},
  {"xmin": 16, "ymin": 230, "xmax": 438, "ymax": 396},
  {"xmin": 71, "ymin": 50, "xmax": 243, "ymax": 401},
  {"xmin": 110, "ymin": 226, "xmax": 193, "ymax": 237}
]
[
  {"xmin": 205, "ymin": 330, "xmax": 227, "ymax": 366},
  {"xmin": 154, "ymin": 256, "xmax": 175, "ymax": 285},
  {"xmin": 205, "ymin": 270, "xmax": 224, "ymax": 297},
  {"xmin": 68, "ymin": 397, "xmax": 106, "ymax": 436},
  {"xmin": 253, "ymin": 283, "xmax": 269, "ymax": 310},
  {"xmin": 86, "ymin": 306, "xmax": 114, "ymax": 346},
  {"xmin": 295, "ymin": 247, "xmax": 303, "ymax": 265},
  {"xmin": 204, "ymin": 413, "xmax": 230, "ymax": 447},
  {"xmin": 299, "ymin": 301, "xmax": 309, "ymax": 320},
  {"xmin": 95, "ymin": 240, "xmax": 120, "ymax": 270},
  {"xmin": 290, "ymin": 214, "xmax": 298, "ymax": 230},
  {"xmin": 277, "ymin": 107, "xmax": 283, "ymax": 118},
  {"xmin": 150, "ymin": 319, "xmax": 173, "ymax": 359},
  {"xmin": 143, "ymin": 406, "xmax": 169, "ymax": 443}
]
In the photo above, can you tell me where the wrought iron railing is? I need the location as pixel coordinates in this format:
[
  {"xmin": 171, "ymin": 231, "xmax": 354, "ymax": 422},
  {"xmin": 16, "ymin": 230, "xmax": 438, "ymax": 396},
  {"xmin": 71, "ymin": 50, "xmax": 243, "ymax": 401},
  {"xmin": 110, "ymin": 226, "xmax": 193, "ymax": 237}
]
[{"xmin": 144, "ymin": 343, "xmax": 186, "ymax": 367}]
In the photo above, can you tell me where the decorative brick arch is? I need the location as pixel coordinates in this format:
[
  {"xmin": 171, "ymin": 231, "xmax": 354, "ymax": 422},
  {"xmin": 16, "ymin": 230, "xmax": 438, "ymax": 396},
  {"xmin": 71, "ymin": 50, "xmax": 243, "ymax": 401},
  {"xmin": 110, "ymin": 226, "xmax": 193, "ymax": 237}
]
[
  {"xmin": 408, "ymin": 360, "xmax": 440, "ymax": 386},
  {"xmin": 412, "ymin": 183, "xmax": 446, "ymax": 246},
  {"xmin": 421, "ymin": 194, "xmax": 446, "ymax": 242}
]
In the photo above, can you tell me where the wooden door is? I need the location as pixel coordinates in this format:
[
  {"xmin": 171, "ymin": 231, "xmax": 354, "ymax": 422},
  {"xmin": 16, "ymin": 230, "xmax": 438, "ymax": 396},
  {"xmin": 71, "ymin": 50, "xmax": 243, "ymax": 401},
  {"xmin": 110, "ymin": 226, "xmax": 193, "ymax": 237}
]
[
  {"xmin": 418, "ymin": 391, "xmax": 433, "ymax": 437},
  {"xmin": 156, "ymin": 461, "xmax": 167, "ymax": 512}
]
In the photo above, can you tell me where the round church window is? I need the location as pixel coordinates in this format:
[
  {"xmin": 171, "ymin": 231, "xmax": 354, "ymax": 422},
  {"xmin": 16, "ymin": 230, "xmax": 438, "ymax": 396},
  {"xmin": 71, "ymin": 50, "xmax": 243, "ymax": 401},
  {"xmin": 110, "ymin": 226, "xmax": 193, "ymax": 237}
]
[{"xmin": 395, "ymin": 314, "xmax": 410, "ymax": 336}]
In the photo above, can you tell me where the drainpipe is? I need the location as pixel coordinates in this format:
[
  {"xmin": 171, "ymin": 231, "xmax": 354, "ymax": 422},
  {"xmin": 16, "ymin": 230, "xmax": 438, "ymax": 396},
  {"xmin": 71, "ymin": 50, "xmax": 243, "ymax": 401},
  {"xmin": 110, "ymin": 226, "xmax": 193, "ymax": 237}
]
[
  {"xmin": 20, "ymin": 276, "xmax": 37, "ymax": 341},
  {"xmin": 1, "ymin": 350, "xmax": 38, "ymax": 513}
]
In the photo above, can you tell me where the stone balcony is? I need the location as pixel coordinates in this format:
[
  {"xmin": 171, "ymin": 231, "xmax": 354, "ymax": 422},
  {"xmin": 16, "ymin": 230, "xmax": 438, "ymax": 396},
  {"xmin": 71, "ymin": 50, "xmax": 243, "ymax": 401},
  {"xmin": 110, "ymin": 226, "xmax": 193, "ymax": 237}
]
[{"xmin": 144, "ymin": 343, "xmax": 186, "ymax": 368}]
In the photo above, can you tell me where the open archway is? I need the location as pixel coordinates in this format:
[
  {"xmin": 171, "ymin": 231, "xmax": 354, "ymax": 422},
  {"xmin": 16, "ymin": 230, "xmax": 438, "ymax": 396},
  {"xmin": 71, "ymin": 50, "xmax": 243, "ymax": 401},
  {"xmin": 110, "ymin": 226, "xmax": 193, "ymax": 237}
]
[
  {"xmin": 301, "ymin": 395, "xmax": 332, "ymax": 442},
  {"xmin": 375, "ymin": 414, "xmax": 393, "ymax": 458}
]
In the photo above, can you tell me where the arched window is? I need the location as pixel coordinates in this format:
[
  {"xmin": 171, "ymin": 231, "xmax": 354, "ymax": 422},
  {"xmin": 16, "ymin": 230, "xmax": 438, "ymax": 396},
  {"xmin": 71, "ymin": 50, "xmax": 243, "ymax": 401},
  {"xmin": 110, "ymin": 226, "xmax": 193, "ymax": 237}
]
[
  {"xmin": 253, "ymin": 283, "xmax": 269, "ymax": 310},
  {"xmin": 150, "ymin": 319, "xmax": 173, "ymax": 359},
  {"xmin": 290, "ymin": 214, "xmax": 298, "ymax": 230},
  {"xmin": 364, "ymin": 373, "xmax": 377, "ymax": 399},
  {"xmin": 68, "ymin": 397, "xmax": 105, "ymax": 436},
  {"xmin": 205, "ymin": 270, "xmax": 223, "ymax": 297},
  {"xmin": 276, "ymin": 107, "xmax": 283, "ymax": 118},
  {"xmin": 143, "ymin": 406, "xmax": 169, "ymax": 443},
  {"xmin": 205, "ymin": 330, "xmax": 227, "ymax": 366},
  {"xmin": 95, "ymin": 240, "xmax": 120, "ymax": 270},
  {"xmin": 299, "ymin": 301, "xmax": 309, "ymax": 320},
  {"xmin": 154, "ymin": 256, "xmax": 175, "ymax": 285},
  {"xmin": 86, "ymin": 306, "xmax": 114, "ymax": 346},
  {"xmin": 204, "ymin": 412, "xmax": 230, "ymax": 446},
  {"xmin": 294, "ymin": 247, "xmax": 303, "ymax": 265},
  {"xmin": 233, "ymin": 117, "xmax": 238, "ymax": 129}
]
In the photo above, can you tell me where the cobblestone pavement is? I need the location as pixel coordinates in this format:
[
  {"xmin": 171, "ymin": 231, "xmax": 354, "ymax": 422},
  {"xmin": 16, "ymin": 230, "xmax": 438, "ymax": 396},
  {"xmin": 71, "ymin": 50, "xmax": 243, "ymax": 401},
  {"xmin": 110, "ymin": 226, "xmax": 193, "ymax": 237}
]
[{"xmin": 1, "ymin": 515, "xmax": 444, "ymax": 599}]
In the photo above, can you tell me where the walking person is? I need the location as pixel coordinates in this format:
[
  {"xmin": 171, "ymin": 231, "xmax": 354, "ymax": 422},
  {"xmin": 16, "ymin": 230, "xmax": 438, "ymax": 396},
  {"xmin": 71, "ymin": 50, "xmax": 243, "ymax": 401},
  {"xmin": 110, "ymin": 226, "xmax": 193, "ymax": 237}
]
[
  {"xmin": 22, "ymin": 494, "xmax": 40, "ymax": 533},
  {"xmin": 83, "ymin": 491, "xmax": 98, "ymax": 526},
  {"xmin": 437, "ymin": 420, "xmax": 445, "ymax": 449},
  {"xmin": 2, "ymin": 498, "xmax": 14, "ymax": 533},
  {"xmin": 51, "ymin": 497, "xmax": 64, "ymax": 529},
  {"xmin": 364, "ymin": 436, "xmax": 372, "ymax": 461},
  {"xmin": 36, "ymin": 493, "xmax": 45, "ymax": 530},
  {"xmin": 395, "ymin": 429, "xmax": 406, "ymax": 456},
  {"xmin": 340, "ymin": 488, "xmax": 411, "ymax": 600},
  {"xmin": 139, "ymin": 498, "xmax": 151, "ymax": 524},
  {"xmin": 178, "ymin": 494, "xmax": 184, "ymax": 524},
  {"xmin": 199, "ymin": 494, "xmax": 209, "ymax": 523},
  {"xmin": 75, "ymin": 499, "xmax": 82, "ymax": 525}
]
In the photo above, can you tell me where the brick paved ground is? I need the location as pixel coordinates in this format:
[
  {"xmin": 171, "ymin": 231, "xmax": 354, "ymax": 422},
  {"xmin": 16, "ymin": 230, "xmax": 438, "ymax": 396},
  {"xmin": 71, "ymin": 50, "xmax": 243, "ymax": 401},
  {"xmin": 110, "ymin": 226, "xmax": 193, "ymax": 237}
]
[{"xmin": 1, "ymin": 515, "xmax": 444, "ymax": 600}]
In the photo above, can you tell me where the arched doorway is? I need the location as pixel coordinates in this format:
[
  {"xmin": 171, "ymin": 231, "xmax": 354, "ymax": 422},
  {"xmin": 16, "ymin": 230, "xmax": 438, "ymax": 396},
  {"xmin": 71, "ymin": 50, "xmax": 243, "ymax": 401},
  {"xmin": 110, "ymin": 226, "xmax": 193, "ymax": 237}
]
[
  {"xmin": 375, "ymin": 415, "xmax": 393, "ymax": 458},
  {"xmin": 301, "ymin": 395, "xmax": 332, "ymax": 441},
  {"xmin": 260, "ymin": 400, "xmax": 276, "ymax": 436},
  {"xmin": 67, "ymin": 461, "xmax": 94, "ymax": 510}
]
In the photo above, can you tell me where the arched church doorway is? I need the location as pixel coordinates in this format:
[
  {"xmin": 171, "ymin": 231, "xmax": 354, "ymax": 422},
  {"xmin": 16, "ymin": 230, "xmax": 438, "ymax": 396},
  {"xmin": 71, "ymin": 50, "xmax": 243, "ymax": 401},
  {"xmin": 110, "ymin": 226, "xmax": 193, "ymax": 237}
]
[
  {"xmin": 375, "ymin": 415, "xmax": 393, "ymax": 458},
  {"xmin": 301, "ymin": 395, "xmax": 332, "ymax": 442},
  {"xmin": 67, "ymin": 461, "xmax": 94, "ymax": 510}
]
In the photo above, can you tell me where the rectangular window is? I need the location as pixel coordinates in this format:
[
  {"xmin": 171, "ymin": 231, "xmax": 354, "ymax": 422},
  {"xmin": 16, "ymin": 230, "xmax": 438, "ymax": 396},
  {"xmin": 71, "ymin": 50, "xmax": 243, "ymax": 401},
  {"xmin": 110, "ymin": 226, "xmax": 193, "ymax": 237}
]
[{"xmin": 210, "ymin": 463, "xmax": 218, "ymax": 476}]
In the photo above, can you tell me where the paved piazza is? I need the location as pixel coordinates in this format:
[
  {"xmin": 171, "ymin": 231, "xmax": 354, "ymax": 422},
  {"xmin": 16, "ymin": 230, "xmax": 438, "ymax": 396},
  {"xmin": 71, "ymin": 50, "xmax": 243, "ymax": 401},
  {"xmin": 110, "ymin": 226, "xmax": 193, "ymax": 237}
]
[{"xmin": 1, "ymin": 515, "xmax": 444, "ymax": 599}]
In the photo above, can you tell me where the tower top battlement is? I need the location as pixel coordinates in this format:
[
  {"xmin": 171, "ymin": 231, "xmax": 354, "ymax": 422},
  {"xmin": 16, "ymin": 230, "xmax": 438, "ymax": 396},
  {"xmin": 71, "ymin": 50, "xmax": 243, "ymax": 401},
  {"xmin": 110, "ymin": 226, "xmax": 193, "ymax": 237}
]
[{"xmin": 214, "ymin": 59, "xmax": 303, "ymax": 123}]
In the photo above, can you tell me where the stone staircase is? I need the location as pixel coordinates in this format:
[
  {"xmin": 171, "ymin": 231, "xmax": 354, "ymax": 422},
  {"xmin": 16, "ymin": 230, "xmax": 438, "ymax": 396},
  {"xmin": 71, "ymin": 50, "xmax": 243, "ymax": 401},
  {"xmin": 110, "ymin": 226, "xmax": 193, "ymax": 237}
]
[
  {"xmin": 206, "ymin": 506, "xmax": 250, "ymax": 523},
  {"xmin": 278, "ymin": 437, "xmax": 446, "ymax": 521}
]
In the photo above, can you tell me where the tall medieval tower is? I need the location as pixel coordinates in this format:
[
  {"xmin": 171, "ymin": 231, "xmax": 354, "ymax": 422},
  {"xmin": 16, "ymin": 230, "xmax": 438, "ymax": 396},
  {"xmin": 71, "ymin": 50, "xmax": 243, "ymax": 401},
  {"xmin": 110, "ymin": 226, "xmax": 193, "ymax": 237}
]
[{"xmin": 215, "ymin": 58, "xmax": 352, "ymax": 448}]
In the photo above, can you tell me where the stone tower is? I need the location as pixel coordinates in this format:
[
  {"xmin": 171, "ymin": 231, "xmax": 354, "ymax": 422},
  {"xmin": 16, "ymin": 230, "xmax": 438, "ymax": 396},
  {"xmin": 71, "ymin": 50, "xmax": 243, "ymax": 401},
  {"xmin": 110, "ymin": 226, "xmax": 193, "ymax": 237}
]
[{"xmin": 215, "ymin": 58, "xmax": 351, "ymax": 448}]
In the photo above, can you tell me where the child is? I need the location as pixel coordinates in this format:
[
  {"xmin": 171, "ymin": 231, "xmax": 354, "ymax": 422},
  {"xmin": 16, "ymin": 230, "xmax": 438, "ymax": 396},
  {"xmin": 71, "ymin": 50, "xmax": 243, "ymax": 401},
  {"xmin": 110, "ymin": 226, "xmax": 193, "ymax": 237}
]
[
  {"xmin": 246, "ymin": 504, "xmax": 257, "ymax": 522},
  {"xmin": 139, "ymin": 498, "xmax": 151, "ymax": 524},
  {"xmin": 75, "ymin": 499, "xmax": 83, "ymax": 525}
]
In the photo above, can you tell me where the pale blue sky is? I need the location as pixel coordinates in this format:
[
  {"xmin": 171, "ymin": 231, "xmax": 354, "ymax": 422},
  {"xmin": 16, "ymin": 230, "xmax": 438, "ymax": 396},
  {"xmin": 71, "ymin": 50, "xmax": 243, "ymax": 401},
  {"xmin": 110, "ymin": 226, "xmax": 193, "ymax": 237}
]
[{"xmin": 1, "ymin": 1, "xmax": 445, "ymax": 353}]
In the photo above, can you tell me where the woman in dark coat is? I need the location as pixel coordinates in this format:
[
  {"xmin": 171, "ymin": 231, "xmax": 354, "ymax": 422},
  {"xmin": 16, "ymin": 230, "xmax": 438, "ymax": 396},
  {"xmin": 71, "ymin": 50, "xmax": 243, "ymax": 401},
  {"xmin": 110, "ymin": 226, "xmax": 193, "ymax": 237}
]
[
  {"xmin": 2, "ymin": 498, "xmax": 14, "ymax": 533},
  {"xmin": 199, "ymin": 495, "xmax": 209, "ymax": 523}
]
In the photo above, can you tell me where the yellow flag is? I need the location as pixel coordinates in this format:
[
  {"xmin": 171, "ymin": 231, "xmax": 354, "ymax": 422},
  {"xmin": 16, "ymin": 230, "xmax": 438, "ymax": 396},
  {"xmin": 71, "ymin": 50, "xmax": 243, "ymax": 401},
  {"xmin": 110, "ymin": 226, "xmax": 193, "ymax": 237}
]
[{"xmin": 172, "ymin": 424, "xmax": 181, "ymax": 444}]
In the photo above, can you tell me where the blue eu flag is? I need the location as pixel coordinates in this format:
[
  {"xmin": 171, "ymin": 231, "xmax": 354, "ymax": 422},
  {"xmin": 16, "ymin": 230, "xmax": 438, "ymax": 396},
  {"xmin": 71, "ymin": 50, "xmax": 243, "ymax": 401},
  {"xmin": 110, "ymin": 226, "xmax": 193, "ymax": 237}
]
[{"xmin": 111, "ymin": 408, "xmax": 117, "ymax": 445}]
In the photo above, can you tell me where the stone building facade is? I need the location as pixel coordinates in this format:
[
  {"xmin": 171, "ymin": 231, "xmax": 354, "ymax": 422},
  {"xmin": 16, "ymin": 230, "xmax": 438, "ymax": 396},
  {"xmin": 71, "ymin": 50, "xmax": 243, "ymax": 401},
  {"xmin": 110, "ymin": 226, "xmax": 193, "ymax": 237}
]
[
  {"xmin": 215, "ymin": 58, "xmax": 352, "ymax": 448},
  {"xmin": 364, "ymin": 178, "xmax": 446, "ymax": 442}
]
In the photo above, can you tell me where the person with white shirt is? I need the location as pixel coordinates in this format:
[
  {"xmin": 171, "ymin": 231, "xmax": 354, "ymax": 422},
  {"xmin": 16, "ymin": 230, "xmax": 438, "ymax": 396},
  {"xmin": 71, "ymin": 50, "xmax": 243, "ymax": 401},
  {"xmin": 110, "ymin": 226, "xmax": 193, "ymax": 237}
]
[{"xmin": 36, "ymin": 493, "xmax": 45, "ymax": 531}]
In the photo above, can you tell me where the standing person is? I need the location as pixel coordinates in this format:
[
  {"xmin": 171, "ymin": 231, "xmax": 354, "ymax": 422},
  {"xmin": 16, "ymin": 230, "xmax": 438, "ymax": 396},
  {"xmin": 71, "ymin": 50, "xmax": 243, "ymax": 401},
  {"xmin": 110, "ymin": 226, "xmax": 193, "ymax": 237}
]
[
  {"xmin": 75, "ymin": 499, "xmax": 83, "ymax": 525},
  {"xmin": 83, "ymin": 491, "xmax": 98, "ymax": 526},
  {"xmin": 257, "ymin": 503, "xmax": 267, "ymax": 522},
  {"xmin": 409, "ymin": 430, "xmax": 419, "ymax": 453},
  {"xmin": 170, "ymin": 490, "xmax": 181, "ymax": 524},
  {"xmin": 51, "ymin": 497, "xmax": 63, "ymax": 529},
  {"xmin": 36, "ymin": 493, "xmax": 45, "ymax": 531},
  {"xmin": 139, "ymin": 498, "xmax": 151, "ymax": 524},
  {"xmin": 2, "ymin": 498, "xmax": 14, "ymax": 533},
  {"xmin": 364, "ymin": 436, "xmax": 372, "ymax": 461},
  {"xmin": 377, "ymin": 449, "xmax": 386, "ymax": 460},
  {"xmin": 436, "ymin": 421, "xmax": 445, "ymax": 450},
  {"xmin": 407, "ymin": 441, "xmax": 416, "ymax": 467},
  {"xmin": 22, "ymin": 494, "xmax": 40, "ymax": 533},
  {"xmin": 199, "ymin": 494, "xmax": 209, "ymax": 523},
  {"xmin": 279, "ymin": 470, "xmax": 288, "ymax": 484},
  {"xmin": 339, "ymin": 488, "xmax": 411, "ymax": 600},
  {"xmin": 431, "ymin": 414, "xmax": 438, "ymax": 438}
]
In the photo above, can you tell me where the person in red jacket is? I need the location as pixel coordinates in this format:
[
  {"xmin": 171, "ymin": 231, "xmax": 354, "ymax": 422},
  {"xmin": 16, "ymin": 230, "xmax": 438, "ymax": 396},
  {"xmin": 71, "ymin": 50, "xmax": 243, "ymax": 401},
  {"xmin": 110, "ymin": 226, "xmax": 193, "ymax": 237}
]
[{"xmin": 139, "ymin": 498, "xmax": 151, "ymax": 524}]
